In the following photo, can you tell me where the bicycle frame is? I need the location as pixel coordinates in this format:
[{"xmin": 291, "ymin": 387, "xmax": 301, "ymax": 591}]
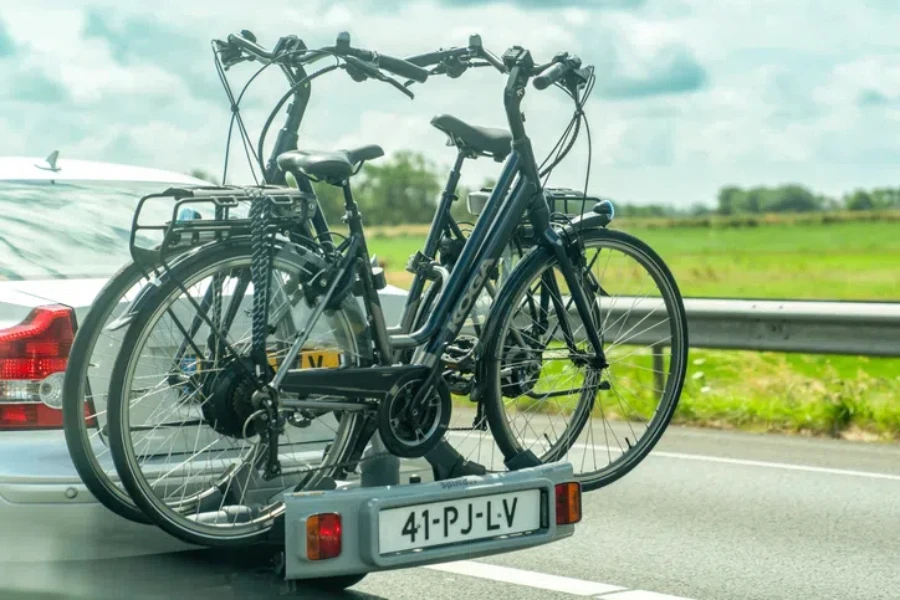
[{"xmin": 276, "ymin": 47, "xmax": 608, "ymax": 401}]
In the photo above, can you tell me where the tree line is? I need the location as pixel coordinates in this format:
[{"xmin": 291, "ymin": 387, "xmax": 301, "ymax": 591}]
[{"xmin": 191, "ymin": 152, "xmax": 900, "ymax": 225}]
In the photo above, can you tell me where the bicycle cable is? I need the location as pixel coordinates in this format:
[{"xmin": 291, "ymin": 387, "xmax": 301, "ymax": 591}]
[
  {"xmin": 577, "ymin": 69, "xmax": 597, "ymax": 226},
  {"xmin": 255, "ymin": 51, "xmax": 343, "ymax": 181},
  {"xmin": 213, "ymin": 47, "xmax": 261, "ymax": 184},
  {"xmin": 212, "ymin": 42, "xmax": 274, "ymax": 185}
]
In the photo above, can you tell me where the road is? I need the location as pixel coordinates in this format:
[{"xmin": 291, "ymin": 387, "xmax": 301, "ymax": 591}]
[{"xmin": 3, "ymin": 426, "xmax": 899, "ymax": 599}]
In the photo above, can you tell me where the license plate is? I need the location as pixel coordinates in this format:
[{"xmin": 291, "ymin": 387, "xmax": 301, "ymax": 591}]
[
  {"xmin": 268, "ymin": 349, "xmax": 342, "ymax": 370},
  {"xmin": 378, "ymin": 489, "xmax": 542, "ymax": 555}
]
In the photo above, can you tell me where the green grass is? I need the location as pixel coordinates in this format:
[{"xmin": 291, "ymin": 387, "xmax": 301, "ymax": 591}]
[
  {"xmin": 368, "ymin": 220, "xmax": 900, "ymax": 300},
  {"xmin": 476, "ymin": 346, "xmax": 900, "ymax": 442},
  {"xmin": 371, "ymin": 219, "xmax": 899, "ymax": 441},
  {"xmin": 675, "ymin": 350, "xmax": 900, "ymax": 440}
]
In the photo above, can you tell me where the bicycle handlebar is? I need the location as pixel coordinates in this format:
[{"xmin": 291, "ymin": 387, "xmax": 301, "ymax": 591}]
[
  {"xmin": 533, "ymin": 61, "xmax": 570, "ymax": 90},
  {"xmin": 373, "ymin": 53, "xmax": 430, "ymax": 83},
  {"xmin": 532, "ymin": 53, "xmax": 584, "ymax": 90},
  {"xmin": 226, "ymin": 32, "xmax": 273, "ymax": 61},
  {"xmin": 221, "ymin": 31, "xmax": 428, "ymax": 84},
  {"xmin": 328, "ymin": 32, "xmax": 429, "ymax": 83},
  {"xmin": 404, "ymin": 34, "xmax": 507, "ymax": 74}
]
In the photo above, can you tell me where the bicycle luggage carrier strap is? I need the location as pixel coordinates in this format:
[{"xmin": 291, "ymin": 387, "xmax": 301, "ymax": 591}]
[{"xmin": 128, "ymin": 185, "xmax": 317, "ymax": 266}]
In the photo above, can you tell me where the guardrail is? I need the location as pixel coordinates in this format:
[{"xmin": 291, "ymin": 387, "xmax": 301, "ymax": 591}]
[
  {"xmin": 379, "ymin": 286, "xmax": 899, "ymax": 398},
  {"xmin": 379, "ymin": 286, "xmax": 900, "ymax": 357}
]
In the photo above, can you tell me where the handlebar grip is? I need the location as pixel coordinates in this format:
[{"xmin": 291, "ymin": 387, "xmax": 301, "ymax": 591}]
[
  {"xmin": 404, "ymin": 50, "xmax": 448, "ymax": 68},
  {"xmin": 377, "ymin": 54, "xmax": 430, "ymax": 83},
  {"xmin": 533, "ymin": 61, "xmax": 570, "ymax": 90},
  {"xmin": 227, "ymin": 33, "xmax": 272, "ymax": 60}
]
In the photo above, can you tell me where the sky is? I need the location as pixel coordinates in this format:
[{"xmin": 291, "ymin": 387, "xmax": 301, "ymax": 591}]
[{"xmin": 2, "ymin": 0, "xmax": 900, "ymax": 207}]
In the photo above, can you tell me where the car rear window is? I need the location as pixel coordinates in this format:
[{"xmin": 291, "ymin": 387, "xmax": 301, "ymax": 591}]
[{"xmin": 0, "ymin": 180, "xmax": 216, "ymax": 280}]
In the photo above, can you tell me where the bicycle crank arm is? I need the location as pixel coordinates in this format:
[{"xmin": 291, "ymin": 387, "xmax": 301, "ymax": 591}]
[{"xmin": 278, "ymin": 365, "xmax": 429, "ymax": 400}]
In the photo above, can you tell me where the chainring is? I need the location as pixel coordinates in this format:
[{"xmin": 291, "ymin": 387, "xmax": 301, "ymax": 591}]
[{"xmin": 378, "ymin": 376, "xmax": 451, "ymax": 459}]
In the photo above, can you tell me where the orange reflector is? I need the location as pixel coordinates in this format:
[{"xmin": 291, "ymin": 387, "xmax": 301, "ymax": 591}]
[
  {"xmin": 555, "ymin": 481, "xmax": 582, "ymax": 525},
  {"xmin": 306, "ymin": 513, "xmax": 342, "ymax": 560}
]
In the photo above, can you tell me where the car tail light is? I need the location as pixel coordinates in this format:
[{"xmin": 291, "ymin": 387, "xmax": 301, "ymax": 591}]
[
  {"xmin": 0, "ymin": 305, "xmax": 88, "ymax": 430},
  {"xmin": 306, "ymin": 512, "xmax": 342, "ymax": 560},
  {"xmin": 555, "ymin": 481, "xmax": 582, "ymax": 525}
]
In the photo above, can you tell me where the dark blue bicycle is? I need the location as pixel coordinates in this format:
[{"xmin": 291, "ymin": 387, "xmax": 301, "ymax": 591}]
[{"xmin": 101, "ymin": 32, "xmax": 688, "ymax": 548}]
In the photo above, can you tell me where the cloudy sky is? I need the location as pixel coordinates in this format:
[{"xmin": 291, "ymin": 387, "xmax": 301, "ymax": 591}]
[{"xmin": 2, "ymin": 0, "xmax": 899, "ymax": 207}]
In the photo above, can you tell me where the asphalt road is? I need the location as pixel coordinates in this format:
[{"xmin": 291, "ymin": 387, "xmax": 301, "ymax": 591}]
[{"xmin": 4, "ymin": 426, "xmax": 899, "ymax": 599}]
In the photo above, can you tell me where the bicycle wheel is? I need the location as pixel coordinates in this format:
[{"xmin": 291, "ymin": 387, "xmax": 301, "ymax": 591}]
[
  {"xmin": 63, "ymin": 260, "xmax": 156, "ymax": 523},
  {"xmin": 107, "ymin": 242, "xmax": 372, "ymax": 547},
  {"xmin": 481, "ymin": 228, "xmax": 688, "ymax": 491},
  {"xmin": 63, "ymin": 241, "xmax": 312, "ymax": 523}
]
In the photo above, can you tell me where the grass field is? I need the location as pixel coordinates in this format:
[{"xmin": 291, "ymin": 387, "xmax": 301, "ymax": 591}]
[
  {"xmin": 367, "ymin": 219, "xmax": 900, "ymax": 300},
  {"xmin": 366, "ymin": 218, "xmax": 900, "ymax": 441}
]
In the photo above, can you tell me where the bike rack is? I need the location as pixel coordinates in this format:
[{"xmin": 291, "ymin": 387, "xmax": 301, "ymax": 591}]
[{"xmin": 277, "ymin": 434, "xmax": 580, "ymax": 584}]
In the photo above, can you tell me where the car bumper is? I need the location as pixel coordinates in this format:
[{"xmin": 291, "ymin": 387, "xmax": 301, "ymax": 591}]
[{"xmin": 0, "ymin": 431, "xmax": 192, "ymax": 563}]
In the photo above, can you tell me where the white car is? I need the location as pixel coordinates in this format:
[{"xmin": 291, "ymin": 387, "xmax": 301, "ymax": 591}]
[
  {"xmin": 0, "ymin": 155, "xmax": 208, "ymax": 566},
  {"xmin": 0, "ymin": 155, "xmax": 412, "ymax": 574}
]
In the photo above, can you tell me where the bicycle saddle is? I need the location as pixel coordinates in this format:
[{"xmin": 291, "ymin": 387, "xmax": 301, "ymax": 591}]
[
  {"xmin": 277, "ymin": 144, "xmax": 384, "ymax": 182},
  {"xmin": 431, "ymin": 114, "xmax": 512, "ymax": 161}
]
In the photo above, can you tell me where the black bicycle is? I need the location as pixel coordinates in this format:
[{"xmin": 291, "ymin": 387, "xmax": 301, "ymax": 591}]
[
  {"xmin": 60, "ymin": 31, "xmax": 534, "ymax": 523},
  {"xmin": 97, "ymin": 33, "xmax": 688, "ymax": 548}
]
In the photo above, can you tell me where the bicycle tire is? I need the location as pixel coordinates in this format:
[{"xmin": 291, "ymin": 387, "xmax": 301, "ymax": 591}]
[
  {"xmin": 63, "ymin": 258, "xmax": 187, "ymax": 523},
  {"xmin": 481, "ymin": 228, "xmax": 688, "ymax": 491},
  {"xmin": 107, "ymin": 242, "xmax": 372, "ymax": 547}
]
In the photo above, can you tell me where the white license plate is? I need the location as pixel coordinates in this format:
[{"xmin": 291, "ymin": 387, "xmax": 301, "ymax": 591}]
[{"xmin": 378, "ymin": 489, "xmax": 542, "ymax": 554}]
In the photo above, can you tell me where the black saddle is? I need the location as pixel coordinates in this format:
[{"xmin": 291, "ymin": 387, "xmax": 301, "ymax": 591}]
[
  {"xmin": 431, "ymin": 114, "xmax": 512, "ymax": 161},
  {"xmin": 277, "ymin": 144, "xmax": 384, "ymax": 182}
]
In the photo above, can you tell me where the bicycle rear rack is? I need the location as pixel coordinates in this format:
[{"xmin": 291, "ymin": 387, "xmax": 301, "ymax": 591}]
[{"xmin": 128, "ymin": 185, "xmax": 318, "ymax": 267}]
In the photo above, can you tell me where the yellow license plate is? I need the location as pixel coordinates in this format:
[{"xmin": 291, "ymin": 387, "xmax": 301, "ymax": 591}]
[{"xmin": 267, "ymin": 349, "xmax": 342, "ymax": 370}]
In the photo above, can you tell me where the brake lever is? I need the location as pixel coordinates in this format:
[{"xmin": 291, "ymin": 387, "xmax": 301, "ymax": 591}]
[
  {"xmin": 343, "ymin": 57, "xmax": 371, "ymax": 82},
  {"xmin": 385, "ymin": 75, "xmax": 415, "ymax": 99},
  {"xmin": 213, "ymin": 39, "xmax": 245, "ymax": 70},
  {"xmin": 343, "ymin": 55, "xmax": 414, "ymax": 99}
]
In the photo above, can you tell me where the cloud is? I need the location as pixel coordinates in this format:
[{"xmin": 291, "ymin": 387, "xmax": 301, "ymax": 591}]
[
  {"xmin": 439, "ymin": 0, "xmax": 644, "ymax": 8},
  {"xmin": 0, "ymin": 18, "xmax": 14, "ymax": 57},
  {"xmin": 82, "ymin": 10, "xmax": 222, "ymax": 102},
  {"xmin": 3, "ymin": 0, "xmax": 900, "ymax": 207},
  {"xmin": 6, "ymin": 71, "xmax": 68, "ymax": 103},
  {"xmin": 858, "ymin": 89, "xmax": 888, "ymax": 107},
  {"xmin": 597, "ymin": 45, "xmax": 707, "ymax": 98}
]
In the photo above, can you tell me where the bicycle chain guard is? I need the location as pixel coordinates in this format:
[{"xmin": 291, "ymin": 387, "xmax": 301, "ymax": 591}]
[{"xmin": 378, "ymin": 377, "xmax": 451, "ymax": 459}]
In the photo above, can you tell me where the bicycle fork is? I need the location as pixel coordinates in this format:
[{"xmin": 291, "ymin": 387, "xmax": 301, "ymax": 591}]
[{"xmin": 540, "ymin": 227, "xmax": 609, "ymax": 370}]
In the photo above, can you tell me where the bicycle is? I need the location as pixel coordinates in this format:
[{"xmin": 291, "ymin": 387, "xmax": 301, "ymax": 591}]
[
  {"xmin": 60, "ymin": 30, "xmax": 596, "ymax": 521},
  {"xmin": 60, "ymin": 31, "xmax": 356, "ymax": 524},
  {"xmin": 101, "ymin": 33, "xmax": 688, "ymax": 548}
]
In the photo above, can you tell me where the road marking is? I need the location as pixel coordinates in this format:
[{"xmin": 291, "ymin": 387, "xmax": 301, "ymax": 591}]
[
  {"xmin": 451, "ymin": 432, "xmax": 900, "ymax": 481},
  {"xmin": 598, "ymin": 591, "xmax": 695, "ymax": 600},
  {"xmin": 451, "ymin": 432, "xmax": 900, "ymax": 482},
  {"xmin": 648, "ymin": 450, "xmax": 900, "ymax": 482},
  {"xmin": 426, "ymin": 561, "xmax": 624, "ymax": 595},
  {"xmin": 426, "ymin": 561, "xmax": 697, "ymax": 599}
]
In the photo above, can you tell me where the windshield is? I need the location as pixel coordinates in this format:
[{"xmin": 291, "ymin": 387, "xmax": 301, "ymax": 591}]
[{"xmin": 0, "ymin": 180, "xmax": 206, "ymax": 281}]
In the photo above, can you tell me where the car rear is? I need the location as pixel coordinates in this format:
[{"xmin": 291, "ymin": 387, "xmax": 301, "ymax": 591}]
[{"xmin": 0, "ymin": 156, "xmax": 207, "ymax": 561}]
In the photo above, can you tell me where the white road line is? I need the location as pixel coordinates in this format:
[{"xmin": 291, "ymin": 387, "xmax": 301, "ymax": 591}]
[
  {"xmin": 452, "ymin": 432, "xmax": 900, "ymax": 482},
  {"xmin": 425, "ymin": 561, "xmax": 697, "ymax": 599},
  {"xmin": 598, "ymin": 591, "xmax": 695, "ymax": 600},
  {"xmin": 648, "ymin": 450, "xmax": 900, "ymax": 482},
  {"xmin": 426, "ymin": 561, "xmax": 624, "ymax": 595}
]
